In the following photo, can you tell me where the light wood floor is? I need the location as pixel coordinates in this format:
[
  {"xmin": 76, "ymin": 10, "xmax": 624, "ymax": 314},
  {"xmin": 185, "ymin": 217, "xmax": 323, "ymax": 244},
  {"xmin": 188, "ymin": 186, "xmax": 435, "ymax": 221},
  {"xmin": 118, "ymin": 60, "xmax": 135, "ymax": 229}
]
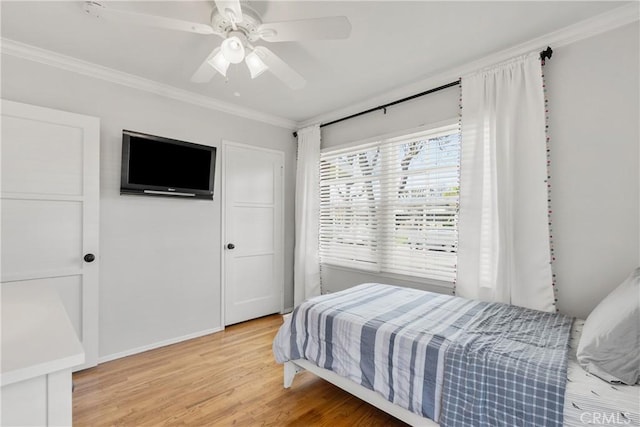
[{"xmin": 73, "ymin": 314, "xmax": 408, "ymax": 426}]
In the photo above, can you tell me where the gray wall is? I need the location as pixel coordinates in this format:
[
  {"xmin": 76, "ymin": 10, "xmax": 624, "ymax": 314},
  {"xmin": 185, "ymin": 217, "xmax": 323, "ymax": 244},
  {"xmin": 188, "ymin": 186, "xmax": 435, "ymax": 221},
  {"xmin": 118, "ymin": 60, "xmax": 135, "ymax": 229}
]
[
  {"xmin": 1, "ymin": 55, "xmax": 296, "ymax": 359},
  {"xmin": 546, "ymin": 22, "xmax": 639, "ymax": 319},
  {"xmin": 320, "ymin": 22, "xmax": 640, "ymax": 319},
  {"xmin": 2, "ymin": 20, "xmax": 637, "ymax": 358}
]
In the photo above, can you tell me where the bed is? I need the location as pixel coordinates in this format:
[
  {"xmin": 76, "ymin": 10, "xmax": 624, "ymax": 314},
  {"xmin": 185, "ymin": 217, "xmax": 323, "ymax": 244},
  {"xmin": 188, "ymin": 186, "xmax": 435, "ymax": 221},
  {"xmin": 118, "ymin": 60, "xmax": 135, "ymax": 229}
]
[
  {"xmin": 273, "ymin": 283, "xmax": 640, "ymax": 426},
  {"xmin": 564, "ymin": 320, "xmax": 639, "ymax": 426}
]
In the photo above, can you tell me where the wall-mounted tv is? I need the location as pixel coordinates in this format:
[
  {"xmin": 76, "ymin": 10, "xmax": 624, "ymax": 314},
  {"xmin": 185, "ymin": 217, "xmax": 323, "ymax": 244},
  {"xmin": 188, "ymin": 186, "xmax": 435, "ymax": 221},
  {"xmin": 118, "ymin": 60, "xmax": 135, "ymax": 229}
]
[{"xmin": 120, "ymin": 130, "xmax": 216, "ymax": 200}]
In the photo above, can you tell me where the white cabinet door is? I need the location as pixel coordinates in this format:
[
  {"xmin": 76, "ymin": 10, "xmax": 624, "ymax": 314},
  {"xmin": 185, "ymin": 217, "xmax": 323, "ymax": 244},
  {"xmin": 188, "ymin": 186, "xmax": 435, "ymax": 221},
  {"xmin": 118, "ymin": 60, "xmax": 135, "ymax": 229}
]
[
  {"xmin": 223, "ymin": 141, "xmax": 284, "ymax": 325},
  {"xmin": 1, "ymin": 100, "xmax": 99, "ymax": 369}
]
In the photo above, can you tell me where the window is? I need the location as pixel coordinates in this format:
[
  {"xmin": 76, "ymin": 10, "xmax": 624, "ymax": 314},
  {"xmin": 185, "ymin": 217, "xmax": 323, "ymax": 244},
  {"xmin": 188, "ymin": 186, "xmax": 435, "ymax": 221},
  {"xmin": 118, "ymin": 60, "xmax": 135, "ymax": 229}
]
[{"xmin": 319, "ymin": 123, "xmax": 460, "ymax": 284}]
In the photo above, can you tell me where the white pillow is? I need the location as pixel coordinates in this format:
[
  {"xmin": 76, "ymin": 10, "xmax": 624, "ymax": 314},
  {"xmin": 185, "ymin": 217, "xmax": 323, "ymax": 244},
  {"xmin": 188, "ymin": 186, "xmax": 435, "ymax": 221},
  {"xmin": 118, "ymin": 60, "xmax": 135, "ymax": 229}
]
[{"xmin": 577, "ymin": 267, "xmax": 640, "ymax": 384}]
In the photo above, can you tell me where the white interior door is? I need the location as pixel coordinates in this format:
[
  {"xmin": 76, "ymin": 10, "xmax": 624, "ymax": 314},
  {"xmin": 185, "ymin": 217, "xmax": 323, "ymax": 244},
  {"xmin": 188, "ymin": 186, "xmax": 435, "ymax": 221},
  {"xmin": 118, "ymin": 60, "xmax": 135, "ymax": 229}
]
[
  {"xmin": 1, "ymin": 100, "xmax": 100, "ymax": 369},
  {"xmin": 223, "ymin": 141, "xmax": 284, "ymax": 326}
]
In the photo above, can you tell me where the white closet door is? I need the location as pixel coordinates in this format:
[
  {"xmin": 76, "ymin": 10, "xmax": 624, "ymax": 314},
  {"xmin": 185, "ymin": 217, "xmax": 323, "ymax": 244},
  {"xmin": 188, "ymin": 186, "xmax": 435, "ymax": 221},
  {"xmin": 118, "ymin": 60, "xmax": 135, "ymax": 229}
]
[
  {"xmin": 1, "ymin": 100, "xmax": 100, "ymax": 369},
  {"xmin": 223, "ymin": 141, "xmax": 284, "ymax": 325}
]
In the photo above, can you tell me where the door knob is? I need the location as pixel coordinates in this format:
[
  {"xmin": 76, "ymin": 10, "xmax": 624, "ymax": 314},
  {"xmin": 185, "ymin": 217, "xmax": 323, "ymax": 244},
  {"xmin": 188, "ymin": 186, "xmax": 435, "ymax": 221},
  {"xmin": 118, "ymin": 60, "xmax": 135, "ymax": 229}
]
[
  {"xmin": 84, "ymin": 253, "xmax": 96, "ymax": 263},
  {"xmin": 226, "ymin": 243, "xmax": 235, "ymax": 250}
]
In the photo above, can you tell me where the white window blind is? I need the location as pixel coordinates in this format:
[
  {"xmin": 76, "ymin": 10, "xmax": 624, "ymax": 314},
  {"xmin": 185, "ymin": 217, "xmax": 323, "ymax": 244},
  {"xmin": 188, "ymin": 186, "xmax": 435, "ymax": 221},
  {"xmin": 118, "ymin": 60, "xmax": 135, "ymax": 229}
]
[{"xmin": 319, "ymin": 124, "xmax": 460, "ymax": 284}]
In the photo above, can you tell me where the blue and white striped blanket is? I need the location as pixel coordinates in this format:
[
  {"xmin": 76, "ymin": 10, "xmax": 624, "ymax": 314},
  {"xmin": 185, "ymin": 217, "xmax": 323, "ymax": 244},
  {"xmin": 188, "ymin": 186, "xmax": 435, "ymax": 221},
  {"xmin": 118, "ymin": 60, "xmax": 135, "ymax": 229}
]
[{"xmin": 273, "ymin": 283, "xmax": 573, "ymax": 426}]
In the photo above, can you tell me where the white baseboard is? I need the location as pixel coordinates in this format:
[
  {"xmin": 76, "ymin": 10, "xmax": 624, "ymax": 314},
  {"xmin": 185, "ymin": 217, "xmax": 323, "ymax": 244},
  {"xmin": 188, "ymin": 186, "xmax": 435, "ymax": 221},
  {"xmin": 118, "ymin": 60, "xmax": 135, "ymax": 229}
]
[
  {"xmin": 281, "ymin": 307, "xmax": 293, "ymax": 314},
  {"xmin": 97, "ymin": 326, "xmax": 224, "ymax": 364}
]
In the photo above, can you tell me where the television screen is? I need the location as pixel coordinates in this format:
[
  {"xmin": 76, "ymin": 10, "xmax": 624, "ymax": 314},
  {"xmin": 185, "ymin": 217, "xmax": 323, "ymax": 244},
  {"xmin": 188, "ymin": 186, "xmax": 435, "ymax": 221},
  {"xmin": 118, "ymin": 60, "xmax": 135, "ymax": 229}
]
[{"xmin": 121, "ymin": 130, "xmax": 216, "ymax": 199}]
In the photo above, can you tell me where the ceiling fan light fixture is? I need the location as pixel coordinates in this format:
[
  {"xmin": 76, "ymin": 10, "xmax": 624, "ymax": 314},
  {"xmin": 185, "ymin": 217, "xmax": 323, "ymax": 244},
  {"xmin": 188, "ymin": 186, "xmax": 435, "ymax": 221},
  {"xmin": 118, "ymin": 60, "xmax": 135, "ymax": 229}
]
[
  {"xmin": 207, "ymin": 50, "xmax": 230, "ymax": 76},
  {"xmin": 221, "ymin": 36, "xmax": 245, "ymax": 64},
  {"xmin": 245, "ymin": 50, "xmax": 268, "ymax": 79}
]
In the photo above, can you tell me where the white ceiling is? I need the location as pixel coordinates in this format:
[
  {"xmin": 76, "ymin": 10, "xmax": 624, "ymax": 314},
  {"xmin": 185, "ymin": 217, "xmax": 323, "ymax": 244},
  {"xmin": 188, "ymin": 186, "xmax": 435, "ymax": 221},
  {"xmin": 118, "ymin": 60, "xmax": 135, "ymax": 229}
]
[{"xmin": 1, "ymin": 1, "xmax": 627, "ymax": 123}]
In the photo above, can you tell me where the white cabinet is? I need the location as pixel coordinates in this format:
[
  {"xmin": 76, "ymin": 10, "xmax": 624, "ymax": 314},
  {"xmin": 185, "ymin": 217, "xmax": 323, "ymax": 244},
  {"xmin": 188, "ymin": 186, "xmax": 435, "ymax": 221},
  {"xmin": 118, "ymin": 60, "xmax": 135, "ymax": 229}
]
[{"xmin": 1, "ymin": 284, "xmax": 85, "ymax": 426}]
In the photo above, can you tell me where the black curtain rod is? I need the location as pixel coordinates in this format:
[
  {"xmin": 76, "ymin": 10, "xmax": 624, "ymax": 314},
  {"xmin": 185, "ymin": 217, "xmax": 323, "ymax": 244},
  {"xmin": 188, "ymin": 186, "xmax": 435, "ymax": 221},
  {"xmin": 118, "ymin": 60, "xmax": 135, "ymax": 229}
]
[
  {"xmin": 321, "ymin": 79, "xmax": 460, "ymax": 130},
  {"xmin": 293, "ymin": 46, "xmax": 553, "ymax": 138},
  {"xmin": 292, "ymin": 80, "xmax": 457, "ymax": 138}
]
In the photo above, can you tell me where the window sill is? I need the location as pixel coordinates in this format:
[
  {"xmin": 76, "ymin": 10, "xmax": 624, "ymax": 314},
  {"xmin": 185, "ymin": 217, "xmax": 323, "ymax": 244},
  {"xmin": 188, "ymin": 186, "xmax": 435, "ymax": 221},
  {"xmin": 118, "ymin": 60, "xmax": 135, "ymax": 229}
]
[{"xmin": 320, "ymin": 263, "xmax": 454, "ymax": 292}]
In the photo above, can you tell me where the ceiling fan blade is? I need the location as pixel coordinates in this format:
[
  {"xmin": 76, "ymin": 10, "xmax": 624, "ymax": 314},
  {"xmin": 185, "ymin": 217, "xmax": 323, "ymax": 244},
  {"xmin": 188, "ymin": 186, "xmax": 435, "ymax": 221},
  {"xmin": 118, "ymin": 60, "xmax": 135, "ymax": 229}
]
[
  {"xmin": 191, "ymin": 48, "xmax": 220, "ymax": 83},
  {"xmin": 214, "ymin": 0, "xmax": 244, "ymax": 24},
  {"xmin": 83, "ymin": 1, "xmax": 217, "ymax": 35},
  {"xmin": 258, "ymin": 16, "xmax": 351, "ymax": 42},
  {"xmin": 254, "ymin": 46, "xmax": 306, "ymax": 90}
]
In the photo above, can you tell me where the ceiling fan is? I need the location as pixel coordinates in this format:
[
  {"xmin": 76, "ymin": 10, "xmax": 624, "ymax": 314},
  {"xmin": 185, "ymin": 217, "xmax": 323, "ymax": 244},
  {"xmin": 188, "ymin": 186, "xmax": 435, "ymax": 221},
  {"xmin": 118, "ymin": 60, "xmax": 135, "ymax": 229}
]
[{"xmin": 83, "ymin": 1, "xmax": 352, "ymax": 90}]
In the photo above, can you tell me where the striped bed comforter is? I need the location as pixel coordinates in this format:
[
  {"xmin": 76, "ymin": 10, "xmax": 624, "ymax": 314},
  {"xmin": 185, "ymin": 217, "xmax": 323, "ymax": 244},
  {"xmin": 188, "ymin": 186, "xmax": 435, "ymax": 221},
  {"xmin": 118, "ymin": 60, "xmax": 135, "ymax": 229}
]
[{"xmin": 273, "ymin": 283, "xmax": 573, "ymax": 426}]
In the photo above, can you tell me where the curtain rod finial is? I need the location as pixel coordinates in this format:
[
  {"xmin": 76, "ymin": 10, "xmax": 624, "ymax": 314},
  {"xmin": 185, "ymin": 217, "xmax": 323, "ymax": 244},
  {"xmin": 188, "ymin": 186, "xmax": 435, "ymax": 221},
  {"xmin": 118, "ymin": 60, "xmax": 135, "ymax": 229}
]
[{"xmin": 540, "ymin": 46, "xmax": 553, "ymax": 63}]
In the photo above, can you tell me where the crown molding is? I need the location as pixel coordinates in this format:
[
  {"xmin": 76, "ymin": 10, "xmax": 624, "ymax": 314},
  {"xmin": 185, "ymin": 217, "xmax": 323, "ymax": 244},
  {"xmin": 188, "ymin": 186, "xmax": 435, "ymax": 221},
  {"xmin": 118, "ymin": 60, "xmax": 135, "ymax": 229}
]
[
  {"xmin": 0, "ymin": 38, "xmax": 297, "ymax": 130},
  {"xmin": 298, "ymin": 2, "xmax": 639, "ymax": 129}
]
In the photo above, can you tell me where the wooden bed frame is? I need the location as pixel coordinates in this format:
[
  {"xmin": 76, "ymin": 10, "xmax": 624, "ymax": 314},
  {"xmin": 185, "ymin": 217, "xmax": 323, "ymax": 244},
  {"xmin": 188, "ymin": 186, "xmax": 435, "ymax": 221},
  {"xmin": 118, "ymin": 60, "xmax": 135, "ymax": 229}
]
[{"xmin": 284, "ymin": 359, "xmax": 439, "ymax": 427}]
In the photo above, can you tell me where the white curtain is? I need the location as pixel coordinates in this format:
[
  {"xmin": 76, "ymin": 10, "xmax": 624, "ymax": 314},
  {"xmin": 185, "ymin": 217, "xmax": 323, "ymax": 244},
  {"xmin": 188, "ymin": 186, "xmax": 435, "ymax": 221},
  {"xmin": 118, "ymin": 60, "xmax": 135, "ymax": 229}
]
[
  {"xmin": 294, "ymin": 124, "xmax": 322, "ymax": 306},
  {"xmin": 457, "ymin": 53, "xmax": 555, "ymax": 312}
]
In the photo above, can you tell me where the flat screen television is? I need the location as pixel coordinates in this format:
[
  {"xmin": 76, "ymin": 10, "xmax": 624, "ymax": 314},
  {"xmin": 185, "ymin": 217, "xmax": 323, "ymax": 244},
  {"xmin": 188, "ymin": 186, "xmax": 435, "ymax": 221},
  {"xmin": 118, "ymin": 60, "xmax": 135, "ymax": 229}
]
[{"xmin": 120, "ymin": 130, "xmax": 216, "ymax": 200}]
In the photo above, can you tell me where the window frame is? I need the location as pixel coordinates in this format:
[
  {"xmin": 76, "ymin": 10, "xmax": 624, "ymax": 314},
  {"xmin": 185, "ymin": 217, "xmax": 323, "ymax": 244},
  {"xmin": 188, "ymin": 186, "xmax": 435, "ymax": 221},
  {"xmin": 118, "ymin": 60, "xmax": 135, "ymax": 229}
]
[{"xmin": 319, "ymin": 119, "xmax": 460, "ymax": 288}]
